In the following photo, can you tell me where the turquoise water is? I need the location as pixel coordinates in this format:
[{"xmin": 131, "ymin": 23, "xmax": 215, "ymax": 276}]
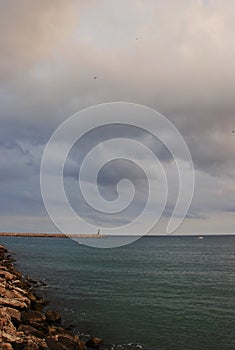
[{"xmin": 1, "ymin": 236, "xmax": 235, "ymax": 350}]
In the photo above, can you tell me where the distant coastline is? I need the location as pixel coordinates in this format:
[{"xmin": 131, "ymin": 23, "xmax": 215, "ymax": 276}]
[{"xmin": 0, "ymin": 232, "xmax": 106, "ymax": 238}]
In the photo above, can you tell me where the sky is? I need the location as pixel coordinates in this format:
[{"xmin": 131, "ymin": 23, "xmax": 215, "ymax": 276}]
[{"xmin": 0, "ymin": 0, "xmax": 235, "ymax": 235}]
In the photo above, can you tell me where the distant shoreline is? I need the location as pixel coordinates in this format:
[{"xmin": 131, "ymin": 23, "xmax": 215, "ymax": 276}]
[{"xmin": 0, "ymin": 232, "xmax": 106, "ymax": 238}]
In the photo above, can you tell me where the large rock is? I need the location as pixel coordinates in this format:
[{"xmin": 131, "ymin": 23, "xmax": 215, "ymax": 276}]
[
  {"xmin": 12, "ymin": 286, "xmax": 29, "ymax": 297},
  {"xmin": 0, "ymin": 308, "xmax": 21, "ymax": 344},
  {"xmin": 14, "ymin": 335, "xmax": 47, "ymax": 350},
  {"xmin": 29, "ymin": 321, "xmax": 49, "ymax": 334},
  {"xmin": 1, "ymin": 343, "xmax": 13, "ymax": 350},
  {"xmin": 57, "ymin": 334, "xmax": 78, "ymax": 349},
  {"xmin": 0, "ymin": 286, "xmax": 30, "ymax": 306},
  {"xmin": 72, "ymin": 335, "xmax": 86, "ymax": 350},
  {"xmin": 0, "ymin": 297, "xmax": 28, "ymax": 310},
  {"xmin": 46, "ymin": 334, "xmax": 85, "ymax": 350},
  {"xmin": 21, "ymin": 310, "xmax": 46, "ymax": 324},
  {"xmin": 0, "ymin": 270, "xmax": 15, "ymax": 281},
  {"xmin": 0, "ymin": 244, "xmax": 8, "ymax": 253},
  {"xmin": 86, "ymin": 337, "xmax": 104, "ymax": 349},
  {"xmin": 4, "ymin": 307, "xmax": 21, "ymax": 325},
  {"xmin": 31, "ymin": 297, "xmax": 47, "ymax": 311},
  {"xmin": 9, "ymin": 267, "xmax": 22, "ymax": 278},
  {"xmin": 46, "ymin": 336, "xmax": 66, "ymax": 350},
  {"xmin": 45, "ymin": 310, "xmax": 62, "ymax": 325},
  {"xmin": 18, "ymin": 324, "xmax": 45, "ymax": 339}
]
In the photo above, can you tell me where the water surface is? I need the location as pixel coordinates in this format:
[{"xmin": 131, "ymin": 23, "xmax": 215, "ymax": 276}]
[{"xmin": 1, "ymin": 235, "xmax": 234, "ymax": 350}]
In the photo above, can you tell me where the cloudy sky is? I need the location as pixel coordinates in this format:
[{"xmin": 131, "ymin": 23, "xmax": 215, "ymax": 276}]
[{"xmin": 0, "ymin": 0, "xmax": 235, "ymax": 235}]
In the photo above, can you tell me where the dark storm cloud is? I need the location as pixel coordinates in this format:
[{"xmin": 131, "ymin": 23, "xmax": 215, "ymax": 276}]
[{"xmin": 63, "ymin": 124, "xmax": 172, "ymax": 181}]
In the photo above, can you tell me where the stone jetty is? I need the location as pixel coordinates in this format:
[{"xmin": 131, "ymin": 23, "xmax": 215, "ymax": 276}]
[
  {"xmin": 0, "ymin": 233, "xmax": 106, "ymax": 239},
  {"xmin": 0, "ymin": 244, "xmax": 104, "ymax": 349}
]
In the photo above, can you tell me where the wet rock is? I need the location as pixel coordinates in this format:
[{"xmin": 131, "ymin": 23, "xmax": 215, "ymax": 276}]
[
  {"xmin": 73, "ymin": 334, "xmax": 86, "ymax": 350},
  {"xmin": 12, "ymin": 286, "xmax": 29, "ymax": 297},
  {"xmin": 0, "ymin": 297, "xmax": 28, "ymax": 310},
  {"xmin": 32, "ymin": 297, "xmax": 48, "ymax": 311},
  {"xmin": 26, "ymin": 276, "xmax": 38, "ymax": 285},
  {"xmin": 0, "ymin": 244, "xmax": 8, "ymax": 253},
  {"xmin": 86, "ymin": 337, "xmax": 104, "ymax": 349},
  {"xmin": 0, "ymin": 270, "xmax": 15, "ymax": 281},
  {"xmin": 0, "ymin": 286, "xmax": 30, "ymax": 306},
  {"xmin": 4, "ymin": 307, "xmax": 21, "ymax": 325},
  {"xmin": 1, "ymin": 343, "xmax": 13, "ymax": 350},
  {"xmin": 48, "ymin": 324, "xmax": 59, "ymax": 334},
  {"xmin": 9, "ymin": 267, "xmax": 22, "ymax": 278},
  {"xmin": 11, "ymin": 279, "xmax": 23, "ymax": 287},
  {"xmin": 57, "ymin": 334, "xmax": 78, "ymax": 348},
  {"xmin": 0, "ymin": 308, "xmax": 21, "ymax": 344},
  {"xmin": 46, "ymin": 336, "xmax": 66, "ymax": 350},
  {"xmin": 27, "ymin": 290, "xmax": 37, "ymax": 302},
  {"xmin": 21, "ymin": 310, "xmax": 46, "ymax": 324},
  {"xmin": 14, "ymin": 335, "xmax": 47, "ymax": 349},
  {"xmin": 18, "ymin": 324, "xmax": 45, "ymax": 339},
  {"xmin": 28, "ymin": 321, "xmax": 49, "ymax": 334},
  {"xmin": 46, "ymin": 310, "xmax": 62, "ymax": 325},
  {"xmin": 46, "ymin": 334, "xmax": 85, "ymax": 350}
]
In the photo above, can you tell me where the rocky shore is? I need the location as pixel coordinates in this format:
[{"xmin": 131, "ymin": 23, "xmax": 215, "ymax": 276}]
[{"xmin": 0, "ymin": 244, "xmax": 103, "ymax": 350}]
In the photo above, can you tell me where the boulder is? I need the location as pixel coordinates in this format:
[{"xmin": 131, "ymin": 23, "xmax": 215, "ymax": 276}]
[
  {"xmin": 4, "ymin": 307, "xmax": 21, "ymax": 325},
  {"xmin": 0, "ymin": 244, "xmax": 8, "ymax": 253},
  {"xmin": 1, "ymin": 331, "xmax": 22, "ymax": 343},
  {"xmin": 31, "ymin": 297, "xmax": 47, "ymax": 311},
  {"xmin": 46, "ymin": 334, "xmax": 85, "ymax": 350},
  {"xmin": 9, "ymin": 267, "xmax": 22, "ymax": 278},
  {"xmin": 46, "ymin": 336, "xmax": 66, "ymax": 350},
  {"xmin": 86, "ymin": 337, "xmax": 104, "ymax": 349},
  {"xmin": 11, "ymin": 279, "xmax": 23, "ymax": 287},
  {"xmin": 21, "ymin": 310, "xmax": 46, "ymax": 324},
  {"xmin": 57, "ymin": 334, "xmax": 78, "ymax": 349},
  {"xmin": 26, "ymin": 276, "xmax": 38, "ymax": 285},
  {"xmin": 0, "ymin": 286, "xmax": 30, "ymax": 305},
  {"xmin": 73, "ymin": 335, "xmax": 86, "ymax": 350},
  {"xmin": 27, "ymin": 321, "xmax": 49, "ymax": 334},
  {"xmin": 0, "ymin": 297, "xmax": 28, "ymax": 310},
  {"xmin": 0, "ymin": 270, "xmax": 15, "ymax": 281},
  {"xmin": 45, "ymin": 310, "xmax": 62, "ymax": 325},
  {"xmin": 14, "ymin": 335, "xmax": 47, "ymax": 350},
  {"xmin": 47, "ymin": 324, "xmax": 58, "ymax": 334},
  {"xmin": 0, "ymin": 309, "xmax": 23, "ymax": 344},
  {"xmin": 1, "ymin": 343, "xmax": 13, "ymax": 350},
  {"xmin": 18, "ymin": 324, "xmax": 45, "ymax": 339},
  {"xmin": 27, "ymin": 291, "xmax": 37, "ymax": 302},
  {"xmin": 12, "ymin": 286, "xmax": 29, "ymax": 296}
]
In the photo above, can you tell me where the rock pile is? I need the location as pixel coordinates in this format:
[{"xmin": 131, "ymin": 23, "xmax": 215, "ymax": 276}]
[{"xmin": 0, "ymin": 244, "xmax": 103, "ymax": 350}]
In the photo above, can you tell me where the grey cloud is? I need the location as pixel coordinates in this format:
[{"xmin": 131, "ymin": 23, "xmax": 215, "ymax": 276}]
[{"xmin": 0, "ymin": 0, "xmax": 235, "ymax": 232}]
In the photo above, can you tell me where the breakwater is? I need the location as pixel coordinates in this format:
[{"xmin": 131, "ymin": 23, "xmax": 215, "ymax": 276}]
[{"xmin": 0, "ymin": 232, "xmax": 106, "ymax": 238}]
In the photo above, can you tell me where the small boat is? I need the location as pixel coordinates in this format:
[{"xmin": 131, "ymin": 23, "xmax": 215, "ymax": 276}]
[{"xmin": 197, "ymin": 236, "xmax": 204, "ymax": 240}]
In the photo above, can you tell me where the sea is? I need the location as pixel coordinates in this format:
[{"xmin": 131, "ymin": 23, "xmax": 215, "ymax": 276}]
[{"xmin": 1, "ymin": 235, "xmax": 234, "ymax": 350}]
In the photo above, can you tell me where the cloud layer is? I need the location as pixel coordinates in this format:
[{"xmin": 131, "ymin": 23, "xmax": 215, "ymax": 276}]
[{"xmin": 0, "ymin": 0, "xmax": 235, "ymax": 233}]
